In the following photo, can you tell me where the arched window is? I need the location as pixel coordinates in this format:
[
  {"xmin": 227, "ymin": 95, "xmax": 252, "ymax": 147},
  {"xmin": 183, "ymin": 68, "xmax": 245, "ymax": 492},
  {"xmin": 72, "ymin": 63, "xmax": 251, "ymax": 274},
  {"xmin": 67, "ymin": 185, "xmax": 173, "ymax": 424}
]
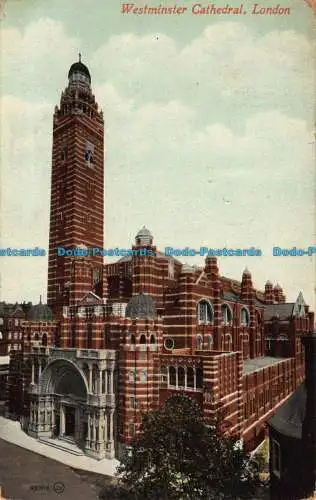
[
  {"xmin": 129, "ymin": 369, "xmax": 136, "ymax": 383},
  {"xmin": 131, "ymin": 334, "xmax": 136, "ymax": 344},
  {"xmin": 208, "ymin": 335, "xmax": 213, "ymax": 350},
  {"xmin": 42, "ymin": 333, "xmax": 48, "ymax": 346},
  {"xmin": 169, "ymin": 366, "xmax": 176, "ymax": 386},
  {"xmin": 256, "ymin": 312, "xmax": 262, "ymax": 326},
  {"xmin": 225, "ymin": 333, "xmax": 232, "ymax": 350},
  {"xmin": 34, "ymin": 333, "xmax": 39, "ymax": 341},
  {"xmin": 196, "ymin": 367, "xmax": 203, "ymax": 389},
  {"xmin": 241, "ymin": 333, "xmax": 249, "ymax": 357},
  {"xmin": 92, "ymin": 366, "xmax": 98, "ymax": 393},
  {"xmin": 221, "ymin": 304, "xmax": 233, "ymax": 325},
  {"xmin": 140, "ymin": 369, "xmax": 147, "ymax": 383},
  {"xmin": 196, "ymin": 335, "xmax": 203, "ymax": 350},
  {"xmin": 160, "ymin": 365, "xmax": 167, "ymax": 383},
  {"xmin": 178, "ymin": 367, "xmax": 185, "ymax": 387},
  {"xmin": 240, "ymin": 308, "xmax": 250, "ymax": 326},
  {"xmin": 168, "ymin": 260, "xmax": 175, "ymax": 279},
  {"xmin": 140, "ymin": 334, "xmax": 146, "ymax": 344},
  {"xmin": 197, "ymin": 300, "xmax": 214, "ymax": 324},
  {"xmin": 150, "ymin": 334, "xmax": 156, "ymax": 344},
  {"xmin": 187, "ymin": 367, "xmax": 194, "ymax": 388}
]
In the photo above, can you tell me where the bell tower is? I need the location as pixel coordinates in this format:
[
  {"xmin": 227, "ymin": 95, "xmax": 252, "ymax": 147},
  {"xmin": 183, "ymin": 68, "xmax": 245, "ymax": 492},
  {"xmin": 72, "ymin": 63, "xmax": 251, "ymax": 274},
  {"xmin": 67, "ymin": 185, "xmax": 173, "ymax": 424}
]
[{"xmin": 47, "ymin": 56, "xmax": 105, "ymax": 315}]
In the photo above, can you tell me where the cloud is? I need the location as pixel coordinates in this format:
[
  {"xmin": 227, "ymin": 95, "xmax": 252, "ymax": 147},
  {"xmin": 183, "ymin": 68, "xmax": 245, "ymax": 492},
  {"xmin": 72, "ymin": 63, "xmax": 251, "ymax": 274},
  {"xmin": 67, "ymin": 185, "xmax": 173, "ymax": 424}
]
[
  {"xmin": 92, "ymin": 22, "xmax": 313, "ymax": 120},
  {"xmin": 0, "ymin": 18, "xmax": 314, "ymax": 307},
  {"xmin": 0, "ymin": 95, "xmax": 51, "ymax": 242},
  {"xmin": 1, "ymin": 19, "xmax": 80, "ymax": 99}
]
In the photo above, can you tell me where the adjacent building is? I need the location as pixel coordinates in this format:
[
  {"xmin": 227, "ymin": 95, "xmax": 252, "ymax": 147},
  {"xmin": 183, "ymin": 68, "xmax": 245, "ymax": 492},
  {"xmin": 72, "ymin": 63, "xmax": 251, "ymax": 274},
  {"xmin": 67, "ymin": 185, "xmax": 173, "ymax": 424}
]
[{"xmin": 268, "ymin": 333, "xmax": 316, "ymax": 499}]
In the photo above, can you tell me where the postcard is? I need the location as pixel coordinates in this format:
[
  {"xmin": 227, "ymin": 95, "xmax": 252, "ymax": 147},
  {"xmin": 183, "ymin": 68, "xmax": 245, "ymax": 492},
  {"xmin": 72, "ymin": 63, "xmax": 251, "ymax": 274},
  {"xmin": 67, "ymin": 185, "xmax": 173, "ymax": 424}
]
[{"xmin": 0, "ymin": 0, "xmax": 315, "ymax": 498}]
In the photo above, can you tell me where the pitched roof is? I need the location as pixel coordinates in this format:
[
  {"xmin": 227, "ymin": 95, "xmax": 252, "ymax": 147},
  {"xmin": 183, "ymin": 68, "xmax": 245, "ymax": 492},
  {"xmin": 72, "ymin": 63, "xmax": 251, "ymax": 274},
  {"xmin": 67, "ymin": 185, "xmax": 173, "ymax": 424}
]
[
  {"xmin": 28, "ymin": 303, "xmax": 53, "ymax": 322},
  {"xmin": 222, "ymin": 291, "xmax": 239, "ymax": 302},
  {"xmin": 268, "ymin": 382, "xmax": 306, "ymax": 439},
  {"xmin": 118, "ymin": 250, "xmax": 181, "ymax": 265},
  {"xmin": 264, "ymin": 303, "xmax": 295, "ymax": 321}
]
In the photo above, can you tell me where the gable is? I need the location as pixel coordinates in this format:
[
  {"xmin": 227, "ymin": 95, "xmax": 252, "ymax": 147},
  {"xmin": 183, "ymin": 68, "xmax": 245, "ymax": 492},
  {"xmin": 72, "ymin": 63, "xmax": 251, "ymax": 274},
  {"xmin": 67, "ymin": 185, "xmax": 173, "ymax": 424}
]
[
  {"xmin": 78, "ymin": 291, "xmax": 102, "ymax": 305},
  {"xmin": 293, "ymin": 292, "xmax": 306, "ymax": 317}
]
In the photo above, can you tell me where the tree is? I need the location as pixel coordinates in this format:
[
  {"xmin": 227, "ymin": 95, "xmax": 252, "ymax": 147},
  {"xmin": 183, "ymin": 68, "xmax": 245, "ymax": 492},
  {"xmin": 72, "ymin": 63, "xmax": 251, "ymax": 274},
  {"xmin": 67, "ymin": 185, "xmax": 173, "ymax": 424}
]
[{"xmin": 116, "ymin": 395, "xmax": 261, "ymax": 499}]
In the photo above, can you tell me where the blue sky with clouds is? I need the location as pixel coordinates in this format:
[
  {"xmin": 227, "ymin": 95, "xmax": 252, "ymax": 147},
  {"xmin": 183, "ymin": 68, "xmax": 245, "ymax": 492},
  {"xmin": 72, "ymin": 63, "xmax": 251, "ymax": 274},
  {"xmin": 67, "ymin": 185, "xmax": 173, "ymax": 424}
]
[{"xmin": 0, "ymin": 0, "xmax": 315, "ymax": 309}]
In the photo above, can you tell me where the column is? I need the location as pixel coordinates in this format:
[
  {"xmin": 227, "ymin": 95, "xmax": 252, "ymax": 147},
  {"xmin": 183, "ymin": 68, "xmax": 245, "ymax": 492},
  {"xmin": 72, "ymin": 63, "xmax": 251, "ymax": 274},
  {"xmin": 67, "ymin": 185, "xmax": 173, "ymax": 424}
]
[
  {"xmin": 104, "ymin": 412, "xmax": 108, "ymax": 442},
  {"xmin": 193, "ymin": 368, "xmax": 196, "ymax": 391},
  {"xmin": 104, "ymin": 370, "xmax": 108, "ymax": 394},
  {"xmin": 87, "ymin": 413, "xmax": 91, "ymax": 444},
  {"xmin": 31, "ymin": 362, "xmax": 35, "ymax": 384},
  {"xmin": 110, "ymin": 370, "xmax": 114, "ymax": 394},
  {"xmin": 184, "ymin": 367, "xmax": 187, "ymax": 389},
  {"xmin": 44, "ymin": 404, "xmax": 47, "ymax": 431},
  {"xmin": 88, "ymin": 366, "xmax": 92, "ymax": 392},
  {"xmin": 92, "ymin": 415, "xmax": 96, "ymax": 448},
  {"xmin": 30, "ymin": 403, "xmax": 33, "ymax": 427},
  {"xmin": 75, "ymin": 407, "xmax": 80, "ymax": 441},
  {"xmin": 52, "ymin": 402, "xmax": 55, "ymax": 432},
  {"xmin": 38, "ymin": 360, "xmax": 42, "ymax": 379},
  {"xmin": 109, "ymin": 410, "xmax": 114, "ymax": 442},
  {"xmin": 59, "ymin": 405, "xmax": 64, "ymax": 437},
  {"xmin": 99, "ymin": 370, "xmax": 102, "ymax": 394},
  {"xmin": 176, "ymin": 367, "xmax": 178, "ymax": 389}
]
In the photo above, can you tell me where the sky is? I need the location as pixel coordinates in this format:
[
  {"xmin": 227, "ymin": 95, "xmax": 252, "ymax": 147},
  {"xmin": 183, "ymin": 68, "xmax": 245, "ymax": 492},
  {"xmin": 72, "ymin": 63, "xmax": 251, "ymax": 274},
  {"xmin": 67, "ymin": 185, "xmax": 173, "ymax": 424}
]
[{"xmin": 0, "ymin": 0, "xmax": 315, "ymax": 310}]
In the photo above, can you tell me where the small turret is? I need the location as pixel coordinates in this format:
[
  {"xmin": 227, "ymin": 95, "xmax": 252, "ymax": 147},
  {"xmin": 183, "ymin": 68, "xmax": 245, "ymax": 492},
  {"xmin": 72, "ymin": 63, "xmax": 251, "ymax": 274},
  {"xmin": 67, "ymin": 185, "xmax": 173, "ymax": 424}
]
[
  {"xmin": 264, "ymin": 280, "xmax": 274, "ymax": 304},
  {"xmin": 240, "ymin": 267, "xmax": 253, "ymax": 300}
]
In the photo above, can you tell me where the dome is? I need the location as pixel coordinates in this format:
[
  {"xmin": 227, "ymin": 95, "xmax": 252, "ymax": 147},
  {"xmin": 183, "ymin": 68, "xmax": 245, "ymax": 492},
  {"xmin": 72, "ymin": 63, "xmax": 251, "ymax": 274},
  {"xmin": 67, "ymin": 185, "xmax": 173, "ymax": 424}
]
[
  {"xmin": 242, "ymin": 267, "xmax": 251, "ymax": 276},
  {"xmin": 68, "ymin": 60, "xmax": 91, "ymax": 83},
  {"xmin": 136, "ymin": 226, "xmax": 152, "ymax": 238},
  {"xmin": 125, "ymin": 293, "xmax": 156, "ymax": 319},
  {"xmin": 181, "ymin": 263, "xmax": 195, "ymax": 274},
  {"xmin": 265, "ymin": 280, "xmax": 273, "ymax": 287},
  {"xmin": 275, "ymin": 283, "xmax": 282, "ymax": 290},
  {"xmin": 28, "ymin": 302, "xmax": 53, "ymax": 322},
  {"xmin": 135, "ymin": 226, "xmax": 153, "ymax": 246}
]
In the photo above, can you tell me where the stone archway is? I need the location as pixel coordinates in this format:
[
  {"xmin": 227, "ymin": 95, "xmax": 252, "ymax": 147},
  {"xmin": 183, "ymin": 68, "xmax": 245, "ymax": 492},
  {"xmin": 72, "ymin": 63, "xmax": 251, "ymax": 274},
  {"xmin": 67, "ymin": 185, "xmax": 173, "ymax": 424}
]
[
  {"xmin": 34, "ymin": 359, "xmax": 89, "ymax": 445},
  {"xmin": 40, "ymin": 358, "xmax": 89, "ymax": 397}
]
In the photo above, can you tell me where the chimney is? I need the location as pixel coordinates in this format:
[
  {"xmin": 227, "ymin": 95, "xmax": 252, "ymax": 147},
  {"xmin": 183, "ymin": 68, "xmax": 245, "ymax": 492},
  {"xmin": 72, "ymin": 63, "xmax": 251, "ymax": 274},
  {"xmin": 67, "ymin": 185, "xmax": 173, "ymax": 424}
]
[{"xmin": 301, "ymin": 332, "xmax": 316, "ymax": 487}]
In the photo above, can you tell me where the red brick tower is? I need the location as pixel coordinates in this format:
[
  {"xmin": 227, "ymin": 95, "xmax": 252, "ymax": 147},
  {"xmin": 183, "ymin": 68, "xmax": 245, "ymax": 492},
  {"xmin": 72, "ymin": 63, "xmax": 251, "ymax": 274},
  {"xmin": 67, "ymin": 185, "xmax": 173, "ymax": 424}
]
[
  {"xmin": 131, "ymin": 227, "xmax": 158, "ymax": 297},
  {"xmin": 240, "ymin": 268, "xmax": 256, "ymax": 358},
  {"xmin": 204, "ymin": 257, "xmax": 221, "ymax": 349},
  {"xmin": 47, "ymin": 56, "xmax": 104, "ymax": 316}
]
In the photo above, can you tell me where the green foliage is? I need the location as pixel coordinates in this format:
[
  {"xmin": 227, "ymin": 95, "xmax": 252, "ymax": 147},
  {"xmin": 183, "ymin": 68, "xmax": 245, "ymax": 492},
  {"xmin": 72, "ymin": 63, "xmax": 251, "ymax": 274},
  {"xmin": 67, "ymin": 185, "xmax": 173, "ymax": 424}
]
[
  {"xmin": 252, "ymin": 438, "xmax": 269, "ymax": 474},
  {"xmin": 116, "ymin": 395, "xmax": 261, "ymax": 499}
]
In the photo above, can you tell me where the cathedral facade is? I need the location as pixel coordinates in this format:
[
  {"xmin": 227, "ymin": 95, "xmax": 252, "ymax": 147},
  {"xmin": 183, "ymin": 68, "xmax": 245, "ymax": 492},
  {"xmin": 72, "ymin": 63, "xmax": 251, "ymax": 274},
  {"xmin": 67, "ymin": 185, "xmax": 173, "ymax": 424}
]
[{"xmin": 4, "ymin": 59, "xmax": 314, "ymax": 461}]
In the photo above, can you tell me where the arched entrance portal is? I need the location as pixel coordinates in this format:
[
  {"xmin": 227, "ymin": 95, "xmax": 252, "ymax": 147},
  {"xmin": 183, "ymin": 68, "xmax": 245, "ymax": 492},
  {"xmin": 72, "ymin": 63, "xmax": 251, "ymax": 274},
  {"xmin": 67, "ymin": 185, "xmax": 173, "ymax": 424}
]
[
  {"xmin": 42, "ymin": 359, "xmax": 88, "ymax": 398},
  {"xmin": 35, "ymin": 359, "xmax": 88, "ymax": 447}
]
